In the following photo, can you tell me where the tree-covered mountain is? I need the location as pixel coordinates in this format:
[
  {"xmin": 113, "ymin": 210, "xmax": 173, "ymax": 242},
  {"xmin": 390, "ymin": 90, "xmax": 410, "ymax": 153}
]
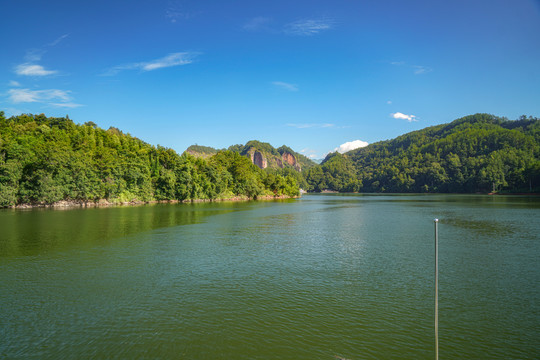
[
  {"xmin": 231, "ymin": 140, "xmax": 316, "ymax": 171},
  {"xmin": 2, "ymin": 112, "xmax": 538, "ymax": 207},
  {"xmin": 184, "ymin": 144, "xmax": 219, "ymax": 158},
  {"xmin": 0, "ymin": 112, "xmax": 299, "ymax": 207},
  {"xmin": 305, "ymin": 114, "xmax": 540, "ymax": 193},
  {"xmin": 186, "ymin": 140, "xmax": 317, "ymax": 172}
]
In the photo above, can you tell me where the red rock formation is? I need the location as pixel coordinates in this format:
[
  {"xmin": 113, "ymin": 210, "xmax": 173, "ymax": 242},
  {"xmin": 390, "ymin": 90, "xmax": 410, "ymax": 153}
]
[
  {"xmin": 251, "ymin": 151, "xmax": 267, "ymax": 169},
  {"xmin": 282, "ymin": 152, "xmax": 301, "ymax": 171}
]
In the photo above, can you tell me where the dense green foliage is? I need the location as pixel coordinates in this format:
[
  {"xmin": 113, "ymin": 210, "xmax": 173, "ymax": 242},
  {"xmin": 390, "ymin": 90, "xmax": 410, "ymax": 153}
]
[
  {"xmin": 305, "ymin": 114, "xmax": 540, "ymax": 193},
  {"xmin": 184, "ymin": 144, "xmax": 219, "ymax": 157},
  {"xmin": 3, "ymin": 112, "xmax": 537, "ymax": 206},
  {"xmin": 0, "ymin": 112, "xmax": 299, "ymax": 207},
  {"xmin": 304, "ymin": 152, "xmax": 361, "ymax": 192}
]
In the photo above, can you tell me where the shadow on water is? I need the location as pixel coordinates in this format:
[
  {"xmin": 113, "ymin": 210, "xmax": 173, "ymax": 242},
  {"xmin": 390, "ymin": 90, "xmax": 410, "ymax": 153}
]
[
  {"xmin": 441, "ymin": 217, "xmax": 515, "ymax": 236},
  {"xmin": 0, "ymin": 202, "xmax": 255, "ymax": 257}
]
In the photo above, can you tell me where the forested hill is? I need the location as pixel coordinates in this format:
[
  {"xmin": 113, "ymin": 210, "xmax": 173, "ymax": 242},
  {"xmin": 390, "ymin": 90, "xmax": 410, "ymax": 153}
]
[
  {"xmin": 185, "ymin": 140, "xmax": 317, "ymax": 172},
  {"xmin": 184, "ymin": 144, "xmax": 219, "ymax": 158},
  {"xmin": 0, "ymin": 112, "xmax": 299, "ymax": 207},
  {"xmin": 2, "ymin": 112, "xmax": 538, "ymax": 206},
  {"xmin": 230, "ymin": 140, "xmax": 316, "ymax": 171},
  {"xmin": 304, "ymin": 114, "xmax": 540, "ymax": 193}
]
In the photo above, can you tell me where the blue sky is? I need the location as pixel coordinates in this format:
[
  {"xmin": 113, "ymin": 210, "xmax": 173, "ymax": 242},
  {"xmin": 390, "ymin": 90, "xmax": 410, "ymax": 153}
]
[{"xmin": 2, "ymin": 0, "xmax": 540, "ymax": 158}]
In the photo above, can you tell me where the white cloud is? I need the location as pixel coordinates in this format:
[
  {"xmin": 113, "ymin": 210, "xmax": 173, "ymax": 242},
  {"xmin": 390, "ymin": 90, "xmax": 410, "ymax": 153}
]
[
  {"xmin": 286, "ymin": 123, "xmax": 335, "ymax": 129},
  {"xmin": 103, "ymin": 52, "xmax": 199, "ymax": 75},
  {"xmin": 142, "ymin": 52, "xmax": 196, "ymax": 71},
  {"xmin": 334, "ymin": 140, "xmax": 369, "ymax": 154},
  {"xmin": 8, "ymin": 88, "xmax": 75, "ymax": 106},
  {"xmin": 272, "ymin": 81, "xmax": 298, "ymax": 91},
  {"xmin": 387, "ymin": 100, "xmax": 392, "ymax": 104},
  {"xmin": 15, "ymin": 63, "xmax": 57, "ymax": 76},
  {"xmin": 284, "ymin": 19, "xmax": 333, "ymax": 36},
  {"xmin": 14, "ymin": 36, "xmax": 66, "ymax": 77},
  {"xmin": 392, "ymin": 112, "xmax": 418, "ymax": 122},
  {"xmin": 244, "ymin": 16, "xmax": 273, "ymax": 31},
  {"xmin": 9, "ymin": 80, "xmax": 21, "ymax": 87}
]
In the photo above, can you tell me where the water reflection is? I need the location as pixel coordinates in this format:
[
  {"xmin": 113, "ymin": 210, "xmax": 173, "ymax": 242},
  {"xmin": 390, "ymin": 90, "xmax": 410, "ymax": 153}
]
[
  {"xmin": 0, "ymin": 203, "xmax": 247, "ymax": 257},
  {"xmin": 1, "ymin": 194, "xmax": 539, "ymax": 359}
]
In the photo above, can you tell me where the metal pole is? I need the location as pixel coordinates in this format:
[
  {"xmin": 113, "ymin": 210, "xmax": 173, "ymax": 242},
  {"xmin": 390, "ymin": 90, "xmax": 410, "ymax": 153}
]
[{"xmin": 434, "ymin": 218, "xmax": 439, "ymax": 360}]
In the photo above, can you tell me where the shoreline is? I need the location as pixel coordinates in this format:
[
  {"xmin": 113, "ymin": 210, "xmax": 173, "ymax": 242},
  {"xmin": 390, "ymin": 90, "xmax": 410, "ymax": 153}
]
[{"xmin": 7, "ymin": 195, "xmax": 299, "ymax": 210}]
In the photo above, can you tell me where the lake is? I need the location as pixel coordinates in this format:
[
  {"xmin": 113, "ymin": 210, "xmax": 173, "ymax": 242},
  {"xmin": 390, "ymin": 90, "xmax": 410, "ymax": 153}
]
[{"xmin": 1, "ymin": 194, "xmax": 539, "ymax": 359}]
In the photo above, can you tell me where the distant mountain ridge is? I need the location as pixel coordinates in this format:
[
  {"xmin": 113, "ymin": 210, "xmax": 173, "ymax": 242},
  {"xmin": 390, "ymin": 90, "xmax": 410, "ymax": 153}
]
[{"xmin": 185, "ymin": 140, "xmax": 316, "ymax": 172}]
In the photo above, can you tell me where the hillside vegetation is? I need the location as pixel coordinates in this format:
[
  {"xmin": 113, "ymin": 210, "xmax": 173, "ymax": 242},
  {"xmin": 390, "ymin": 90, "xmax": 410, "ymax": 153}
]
[
  {"xmin": 305, "ymin": 114, "xmax": 540, "ymax": 193},
  {"xmin": 0, "ymin": 112, "xmax": 299, "ymax": 207},
  {"xmin": 186, "ymin": 140, "xmax": 317, "ymax": 171},
  {"xmin": 184, "ymin": 144, "xmax": 219, "ymax": 158},
  {"xmin": 2, "ymin": 112, "xmax": 538, "ymax": 207}
]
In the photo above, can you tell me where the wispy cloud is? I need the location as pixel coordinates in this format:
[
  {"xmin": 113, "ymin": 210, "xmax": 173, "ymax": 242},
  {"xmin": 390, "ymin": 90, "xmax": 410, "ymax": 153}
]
[
  {"xmin": 387, "ymin": 100, "xmax": 392, "ymax": 104},
  {"xmin": 287, "ymin": 123, "xmax": 335, "ymax": 129},
  {"xmin": 142, "ymin": 52, "xmax": 197, "ymax": 70},
  {"xmin": 24, "ymin": 49, "xmax": 45, "ymax": 63},
  {"xmin": 48, "ymin": 34, "xmax": 69, "ymax": 47},
  {"xmin": 8, "ymin": 88, "xmax": 70, "ymax": 103},
  {"xmin": 413, "ymin": 65, "xmax": 432, "ymax": 75},
  {"xmin": 103, "ymin": 52, "xmax": 200, "ymax": 76},
  {"xmin": 15, "ymin": 63, "xmax": 57, "ymax": 76},
  {"xmin": 283, "ymin": 18, "xmax": 334, "ymax": 36},
  {"xmin": 390, "ymin": 61, "xmax": 432, "ymax": 75},
  {"xmin": 15, "ymin": 35, "xmax": 68, "ymax": 76},
  {"xmin": 391, "ymin": 112, "xmax": 418, "ymax": 122},
  {"xmin": 8, "ymin": 36, "xmax": 78, "ymax": 108},
  {"xmin": 243, "ymin": 16, "xmax": 273, "ymax": 32},
  {"xmin": 334, "ymin": 140, "xmax": 369, "ymax": 154},
  {"xmin": 166, "ymin": 2, "xmax": 197, "ymax": 23},
  {"xmin": 300, "ymin": 148, "xmax": 319, "ymax": 159},
  {"xmin": 272, "ymin": 81, "xmax": 298, "ymax": 92},
  {"xmin": 7, "ymin": 88, "xmax": 82, "ymax": 107},
  {"xmin": 50, "ymin": 102, "xmax": 83, "ymax": 108},
  {"xmin": 243, "ymin": 17, "xmax": 333, "ymax": 36}
]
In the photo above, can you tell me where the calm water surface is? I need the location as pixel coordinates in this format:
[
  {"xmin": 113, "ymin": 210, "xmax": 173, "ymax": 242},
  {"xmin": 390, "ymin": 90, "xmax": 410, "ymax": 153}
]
[{"xmin": 1, "ymin": 194, "xmax": 539, "ymax": 359}]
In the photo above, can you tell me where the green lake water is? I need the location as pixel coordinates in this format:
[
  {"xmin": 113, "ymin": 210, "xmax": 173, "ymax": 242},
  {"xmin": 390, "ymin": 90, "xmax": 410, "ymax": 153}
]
[{"xmin": 1, "ymin": 194, "xmax": 539, "ymax": 359}]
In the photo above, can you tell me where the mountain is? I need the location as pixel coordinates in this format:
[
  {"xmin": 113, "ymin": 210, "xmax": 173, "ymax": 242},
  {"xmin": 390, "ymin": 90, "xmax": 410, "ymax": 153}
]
[
  {"xmin": 0, "ymin": 112, "xmax": 300, "ymax": 207},
  {"xmin": 184, "ymin": 144, "xmax": 219, "ymax": 158},
  {"xmin": 232, "ymin": 140, "xmax": 316, "ymax": 172},
  {"xmin": 304, "ymin": 114, "xmax": 540, "ymax": 193},
  {"xmin": 186, "ymin": 140, "xmax": 317, "ymax": 172}
]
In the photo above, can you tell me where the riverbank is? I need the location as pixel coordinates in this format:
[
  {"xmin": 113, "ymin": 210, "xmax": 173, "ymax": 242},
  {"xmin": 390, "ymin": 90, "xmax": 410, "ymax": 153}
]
[{"xmin": 7, "ymin": 194, "xmax": 298, "ymax": 209}]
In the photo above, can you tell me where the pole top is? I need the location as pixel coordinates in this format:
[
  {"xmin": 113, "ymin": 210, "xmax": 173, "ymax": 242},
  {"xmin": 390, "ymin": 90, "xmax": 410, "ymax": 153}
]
[{"xmin": 434, "ymin": 218, "xmax": 439, "ymax": 223}]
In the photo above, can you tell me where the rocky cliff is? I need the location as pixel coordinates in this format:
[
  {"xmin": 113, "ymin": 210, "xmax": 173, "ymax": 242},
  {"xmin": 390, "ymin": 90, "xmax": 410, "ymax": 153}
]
[
  {"xmin": 185, "ymin": 141, "xmax": 316, "ymax": 171},
  {"xmin": 237, "ymin": 141, "xmax": 313, "ymax": 171},
  {"xmin": 250, "ymin": 150, "xmax": 268, "ymax": 169}
]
